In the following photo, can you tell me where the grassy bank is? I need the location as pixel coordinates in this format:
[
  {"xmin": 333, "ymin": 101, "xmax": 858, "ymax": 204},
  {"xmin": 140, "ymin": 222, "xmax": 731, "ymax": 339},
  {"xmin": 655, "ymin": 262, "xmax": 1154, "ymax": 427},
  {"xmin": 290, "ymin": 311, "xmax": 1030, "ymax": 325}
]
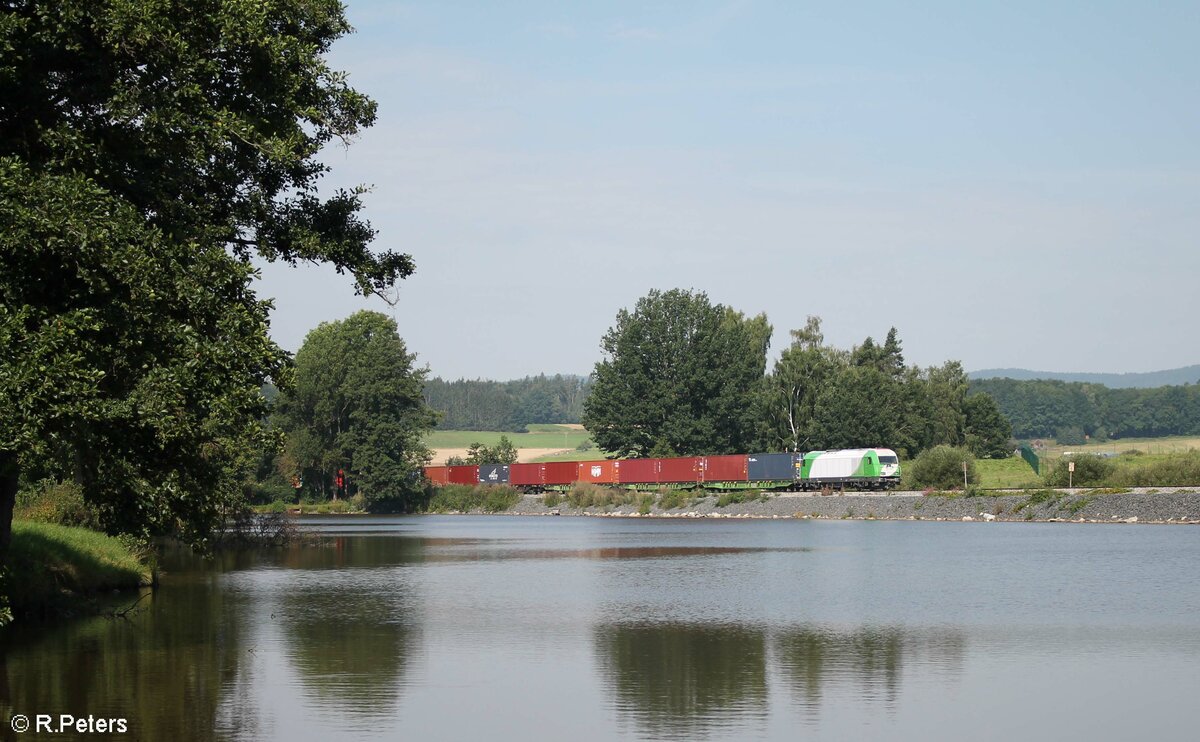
[{"xmin": 6, "ymin": 521, "xmax": 154, "ymax": 620}]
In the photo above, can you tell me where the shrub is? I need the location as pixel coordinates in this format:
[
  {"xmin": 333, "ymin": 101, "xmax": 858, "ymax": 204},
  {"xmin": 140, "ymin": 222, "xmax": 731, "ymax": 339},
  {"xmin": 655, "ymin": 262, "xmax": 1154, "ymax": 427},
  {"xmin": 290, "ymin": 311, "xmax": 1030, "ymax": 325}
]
[
  {"xmin": 1043, "ymin": 454, "xmax": 1114, "ymax": 487},
  {"xmin": 657, "ymin": 489, "xmax": 697, "ymax": 511},
  {"xmin": 425, "ymin": 484, "xmax": 520, "ymax": 513},
  {"xmin": 14, "ymin": 480, "xmax": 101, "ymax": 529},
  {"xmin": 567, "ymin": 482, "xmax": 634, "ymax": 509},
  {"xmin": 576, "ymin": 440, "xmax": 594, "ymax": 452},
  {"xmin": 1107, "ymin": 451, "xmax": 1200, "ymax": 487},
  {"xmin": 542, "ymin": 492, "xmax": 562, "ymax": 507},
  {"xmin": 907, "ymin": 446, "xmax": 979, "ymax": 490}
]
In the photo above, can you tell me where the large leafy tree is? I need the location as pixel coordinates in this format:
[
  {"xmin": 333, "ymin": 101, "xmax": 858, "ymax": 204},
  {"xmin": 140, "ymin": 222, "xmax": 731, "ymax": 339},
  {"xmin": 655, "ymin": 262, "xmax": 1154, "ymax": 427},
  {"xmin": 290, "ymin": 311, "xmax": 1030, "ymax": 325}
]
[
  {"xmin": 582, "ymin": 289, "xmax": 770, "ymax": 457},
  {"xmin": 275, "ymin": 311, "xmax": 435, "ymax": 511},
  {"xmin": 0, "ymin": 0, "xmax": 412, "ymax": 554},
  {"xmin": 759, "ymin": 316, "xmax": 846, "ymax": 452}
]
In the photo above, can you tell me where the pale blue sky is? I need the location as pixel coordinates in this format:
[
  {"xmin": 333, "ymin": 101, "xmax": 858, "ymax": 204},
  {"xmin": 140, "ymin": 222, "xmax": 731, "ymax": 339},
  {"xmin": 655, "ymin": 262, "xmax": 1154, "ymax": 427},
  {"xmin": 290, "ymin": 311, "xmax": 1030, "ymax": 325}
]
[{"xmin": 256, "ymin": 0, "xmax": 1200, "ymax": 379}]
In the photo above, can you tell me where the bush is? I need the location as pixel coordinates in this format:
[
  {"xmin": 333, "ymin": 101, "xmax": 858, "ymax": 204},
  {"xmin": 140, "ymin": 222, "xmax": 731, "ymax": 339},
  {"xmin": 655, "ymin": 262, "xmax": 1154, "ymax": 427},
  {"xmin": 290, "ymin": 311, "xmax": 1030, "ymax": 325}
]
[
  {"xmin": 14, "ymin": 480, "xmax": 101, "ymax": 529},
  {"xmin": 542, "ymin": 492, "xmax": 562, "ymax": 507},
  {"xmin": 567, "ymin": 482, "xmax": 635, "ymax": 509},
  {"xmin": 424, "ymin": 484, "xmax": 521, "ymax": 513},
  {"xmin": 907, "ymin": 446, "xmax": 979, "ymax": 490},
  {"xmin": 1043, "ymin": 454, "xmax": 1114, "ymax": 487},
  {"xmin": 575, "ymin": 440, "xmax": 594, "ymax": 452},
  {"xmin": 1107, "ymin": 451, "xmax": 1200, "ymax": 487}
]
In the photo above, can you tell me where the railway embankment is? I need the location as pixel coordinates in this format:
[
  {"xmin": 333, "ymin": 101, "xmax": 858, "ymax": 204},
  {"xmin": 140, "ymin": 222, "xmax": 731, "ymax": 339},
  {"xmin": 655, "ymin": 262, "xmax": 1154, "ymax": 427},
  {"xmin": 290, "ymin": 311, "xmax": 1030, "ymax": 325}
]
[{"xmin": 498, "ymin": 488, "xmax": 1200, "ymax": 523}]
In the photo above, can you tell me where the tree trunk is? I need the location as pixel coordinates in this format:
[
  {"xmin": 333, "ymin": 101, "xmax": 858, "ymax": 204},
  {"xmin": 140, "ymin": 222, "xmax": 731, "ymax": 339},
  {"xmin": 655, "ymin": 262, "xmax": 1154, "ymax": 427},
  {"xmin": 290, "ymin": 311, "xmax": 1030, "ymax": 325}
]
[{"xmin": 0, "ymin": 451, "xmax": 18, "ymax": 561}]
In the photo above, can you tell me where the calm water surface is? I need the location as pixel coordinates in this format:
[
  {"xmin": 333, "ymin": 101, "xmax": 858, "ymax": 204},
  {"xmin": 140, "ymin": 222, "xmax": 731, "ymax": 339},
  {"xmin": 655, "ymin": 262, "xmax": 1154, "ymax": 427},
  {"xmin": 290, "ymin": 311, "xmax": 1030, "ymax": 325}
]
[{"xmin": 4, "ymin": 516, "xmax": 1199, "ymax": 741}]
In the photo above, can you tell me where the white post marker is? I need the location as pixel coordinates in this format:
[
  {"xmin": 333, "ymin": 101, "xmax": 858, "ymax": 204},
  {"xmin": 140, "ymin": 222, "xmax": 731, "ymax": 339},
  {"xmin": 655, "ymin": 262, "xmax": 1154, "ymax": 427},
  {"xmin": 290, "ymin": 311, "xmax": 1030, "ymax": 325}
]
[
  {"xmin": 1068, "ymin": 460, "xmax": 1075, "ymax": 489},
  {"xmin": 963, "ymin": 461, "xmax": 968, "ymax": 490}
]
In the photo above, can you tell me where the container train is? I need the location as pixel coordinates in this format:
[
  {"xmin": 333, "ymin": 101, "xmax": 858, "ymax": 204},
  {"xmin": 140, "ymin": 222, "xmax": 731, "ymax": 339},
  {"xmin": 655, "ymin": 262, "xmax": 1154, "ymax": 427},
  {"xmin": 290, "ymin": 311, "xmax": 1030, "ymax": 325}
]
[{"xmin": 423, "ymin": 448, "xmax": 901, "ymax": 492}]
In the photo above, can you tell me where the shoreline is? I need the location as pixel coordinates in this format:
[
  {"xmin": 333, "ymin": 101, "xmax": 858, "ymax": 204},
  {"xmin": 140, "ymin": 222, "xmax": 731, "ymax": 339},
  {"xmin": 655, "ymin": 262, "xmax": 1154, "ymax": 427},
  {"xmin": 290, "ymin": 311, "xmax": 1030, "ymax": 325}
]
[{"xmin": 456, "ymin": 489, "xmax": 1200, "ymax": 524}]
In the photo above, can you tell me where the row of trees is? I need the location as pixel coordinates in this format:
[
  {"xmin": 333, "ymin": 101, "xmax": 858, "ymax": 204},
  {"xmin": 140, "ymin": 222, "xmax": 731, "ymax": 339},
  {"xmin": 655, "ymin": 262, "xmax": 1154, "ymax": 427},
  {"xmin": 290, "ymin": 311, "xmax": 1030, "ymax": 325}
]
[
  {"xmin": 970, "ymin": 378, "xmax": 1200, "ymax": 441},
  {"xmin": 583, "ymin": 290, "xmax": 1011, "ymax": 460},
  {"xmin": 423, "ymin": 375, "xmax": 591, "ymax": 431},
  {"xmin": 1, "ymin": 1, "xmax": 411, "ymax": 554}
]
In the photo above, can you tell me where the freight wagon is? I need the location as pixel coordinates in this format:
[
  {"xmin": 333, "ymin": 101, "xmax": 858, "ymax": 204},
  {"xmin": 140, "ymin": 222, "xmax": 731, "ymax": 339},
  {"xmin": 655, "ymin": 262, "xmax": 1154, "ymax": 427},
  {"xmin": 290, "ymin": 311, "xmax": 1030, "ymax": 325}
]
[{"xmin": 424, "ymin": 448, "xmax": 901, "ymax": 492}]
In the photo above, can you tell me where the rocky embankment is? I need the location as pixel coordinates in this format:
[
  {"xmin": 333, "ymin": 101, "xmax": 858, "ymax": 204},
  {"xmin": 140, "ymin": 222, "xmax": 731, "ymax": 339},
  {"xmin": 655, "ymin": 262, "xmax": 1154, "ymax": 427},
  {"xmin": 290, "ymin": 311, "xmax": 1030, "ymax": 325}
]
[{"xmin": 500, "ymin": 488, "xmax": 1200, "ymax": 524}]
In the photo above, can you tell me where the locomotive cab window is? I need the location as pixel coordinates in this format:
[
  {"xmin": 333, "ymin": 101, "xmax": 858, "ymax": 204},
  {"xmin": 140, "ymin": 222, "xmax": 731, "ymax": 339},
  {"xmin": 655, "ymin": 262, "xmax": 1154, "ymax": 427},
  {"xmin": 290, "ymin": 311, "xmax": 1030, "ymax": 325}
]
[{"xmin": 880, "ymin": 456, "xmax": 898, "ymax": 464}]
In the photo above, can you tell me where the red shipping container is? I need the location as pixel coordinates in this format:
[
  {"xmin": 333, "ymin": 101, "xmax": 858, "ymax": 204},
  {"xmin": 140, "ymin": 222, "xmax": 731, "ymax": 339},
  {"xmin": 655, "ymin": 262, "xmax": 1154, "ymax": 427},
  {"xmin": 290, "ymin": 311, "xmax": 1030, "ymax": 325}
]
[
  {"xmin": 542, "ymin": 461, "xmax": 580, "ymax": 486},
  {"xmin": 510, "ymin": 463, "xmax": 544, "ymax": 487},
  {"xmin": 658, "ymin": 457, "xmax": 700, "ymax": 484},
  {"xmin": 699, "ymin": 455, "xmax": 749, "ymax": 483},
  {"xmin": 615, "ymin": 458, "xmax": 660, "ymax": 485},
  {"xmin": 424, "ymin": 466, "xmax": 451, "ymax": 486},
  {"xmin": 577, "ymin": 460, "xmax": 617, "ymax": 484},
  {"xmin": 447, "ymin": 465, "xmax": 479, "ymax": 485}
]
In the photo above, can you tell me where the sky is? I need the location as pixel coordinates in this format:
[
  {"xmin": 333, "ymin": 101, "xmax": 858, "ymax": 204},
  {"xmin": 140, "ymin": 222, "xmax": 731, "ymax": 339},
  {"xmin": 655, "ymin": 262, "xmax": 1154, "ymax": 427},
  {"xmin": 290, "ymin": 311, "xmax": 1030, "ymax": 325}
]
[{"xmin": 254, "ymin": 0, "xmax": 1200, "ymax": 380}]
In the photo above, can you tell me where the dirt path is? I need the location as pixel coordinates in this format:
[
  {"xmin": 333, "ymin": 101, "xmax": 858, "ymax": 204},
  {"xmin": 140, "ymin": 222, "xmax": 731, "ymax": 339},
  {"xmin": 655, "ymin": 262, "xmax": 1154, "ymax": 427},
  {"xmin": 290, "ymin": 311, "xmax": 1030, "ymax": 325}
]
[{"xmin": 429, "ymin": 448, "xmax": 573, "ymax": 465}]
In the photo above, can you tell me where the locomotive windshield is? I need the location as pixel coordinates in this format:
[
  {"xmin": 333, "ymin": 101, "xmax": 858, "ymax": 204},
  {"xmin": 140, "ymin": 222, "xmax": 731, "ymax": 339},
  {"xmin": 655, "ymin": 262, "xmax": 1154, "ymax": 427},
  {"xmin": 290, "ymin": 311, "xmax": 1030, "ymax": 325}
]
[{"xmin": 879, "ymin": 455, "xmax": 898, "ymax": 464}]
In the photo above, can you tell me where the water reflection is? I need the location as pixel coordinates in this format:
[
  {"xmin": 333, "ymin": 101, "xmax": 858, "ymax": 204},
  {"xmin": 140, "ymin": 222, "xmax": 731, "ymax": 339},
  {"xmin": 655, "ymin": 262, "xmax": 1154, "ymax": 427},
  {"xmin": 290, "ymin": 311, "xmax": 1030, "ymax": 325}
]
[
  {"xmin": 774, "ymin": 626, "xmax": 965, "ymax": 718},
  {"xmin": 594, "ymin": 622, "xmax": 966, "ymax": 738},
  {"xmin": 594, "ymin": 623, "xmax": 769, "ymax": 740},
  {"xmin": 0, "ymin": 577, "xmax": 241, "ymax": 741},
  {"xmin": 279, "ymin": 587, "xmax": 416, "ymax": 719}
]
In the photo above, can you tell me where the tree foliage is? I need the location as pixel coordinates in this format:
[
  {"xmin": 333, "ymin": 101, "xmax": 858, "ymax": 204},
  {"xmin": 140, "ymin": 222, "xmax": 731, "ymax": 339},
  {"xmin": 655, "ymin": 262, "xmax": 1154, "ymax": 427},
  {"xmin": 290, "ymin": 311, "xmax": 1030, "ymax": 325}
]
[
  {"xmin": 1, "ymin": 1, "xmax": 408, "ymax": 554},
  {"xmin": 275, "ymin": 312, "xmax": 435, "ymax": 511},
  {"xmin": 465, "ymin": 436, "xmax": 519, "ymax": 465},
  {"xmin": 970, "ymin": 378, "xmax": 1200, "ymax": 441},
  {"xmin": 423, "ymin": 375, "xmax": 592, "ymax": 431},
  {"xmin": 760, "ymin": 321, "xmax": 1013, "ymax": 459},
  {"xmin": 0, "ymin": 160, "xmax": 286, "ymax": 550},
  {"xmin": 583, "ymin": 289, "xmax": 770, "ymax": 458}
]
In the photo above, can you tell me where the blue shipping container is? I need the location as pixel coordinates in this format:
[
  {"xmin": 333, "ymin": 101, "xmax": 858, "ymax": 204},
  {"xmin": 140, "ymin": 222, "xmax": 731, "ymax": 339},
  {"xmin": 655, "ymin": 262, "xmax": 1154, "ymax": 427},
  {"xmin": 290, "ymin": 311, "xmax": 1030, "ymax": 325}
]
[
  {"xmin": 747, "ymin": 453, "xmax": 796, "ymax": 482},
  {"xmin": 478, "ymin": 464, "xmax": 510, "ymax": 485}
]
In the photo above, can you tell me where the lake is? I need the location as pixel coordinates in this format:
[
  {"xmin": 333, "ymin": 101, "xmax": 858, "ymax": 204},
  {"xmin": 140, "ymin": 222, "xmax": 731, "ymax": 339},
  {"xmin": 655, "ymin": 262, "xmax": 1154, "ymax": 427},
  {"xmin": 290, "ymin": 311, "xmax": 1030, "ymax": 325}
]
[{"xmin": 4, "ymin": 516, "xmax": 1199, "ymax": 741}]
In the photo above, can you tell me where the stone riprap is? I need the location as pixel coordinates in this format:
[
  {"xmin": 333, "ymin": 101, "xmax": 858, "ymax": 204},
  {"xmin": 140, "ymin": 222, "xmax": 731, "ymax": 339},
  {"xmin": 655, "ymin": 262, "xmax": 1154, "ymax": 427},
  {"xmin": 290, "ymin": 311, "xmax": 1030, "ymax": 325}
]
[{"xmin": 498, "ymin": 488, "xmax": 1200, "ymax": 524}]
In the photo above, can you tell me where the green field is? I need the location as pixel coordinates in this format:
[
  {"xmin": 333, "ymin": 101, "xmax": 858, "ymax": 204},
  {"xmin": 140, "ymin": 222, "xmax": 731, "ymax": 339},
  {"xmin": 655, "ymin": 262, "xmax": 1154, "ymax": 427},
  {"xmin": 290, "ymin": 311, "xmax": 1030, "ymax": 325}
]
[
  {"xmin": 425, "ymin": 425, "xmax": 594, "ymax": 452},
  {"xmin": 1036, "ymin": 435, "xmax": 1200, "ymax": 458}
]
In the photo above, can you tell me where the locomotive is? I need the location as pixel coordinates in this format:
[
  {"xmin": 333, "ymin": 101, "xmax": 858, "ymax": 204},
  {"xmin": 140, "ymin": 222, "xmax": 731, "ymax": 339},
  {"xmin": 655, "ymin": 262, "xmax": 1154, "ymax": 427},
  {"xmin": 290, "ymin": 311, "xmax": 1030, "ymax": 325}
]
[{"xmin": 423, "ymin": 448, "xmax": 901, "ymax": 492}]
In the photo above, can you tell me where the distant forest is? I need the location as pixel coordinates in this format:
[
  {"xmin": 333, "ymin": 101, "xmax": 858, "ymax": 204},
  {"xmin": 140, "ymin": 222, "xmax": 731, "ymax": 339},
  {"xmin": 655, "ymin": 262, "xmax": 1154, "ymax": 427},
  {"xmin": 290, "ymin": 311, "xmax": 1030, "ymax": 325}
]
[
  {"xmin": 424, "ymin": 374, "xmax": 592, "ymax": 431},
  {"xmin": 969, "ymin": 378, "xmax": 1200, "ymax": 442},
  {"xmin": 970, "ymin": 365, "xmax": 1200, "ymax": 389}
]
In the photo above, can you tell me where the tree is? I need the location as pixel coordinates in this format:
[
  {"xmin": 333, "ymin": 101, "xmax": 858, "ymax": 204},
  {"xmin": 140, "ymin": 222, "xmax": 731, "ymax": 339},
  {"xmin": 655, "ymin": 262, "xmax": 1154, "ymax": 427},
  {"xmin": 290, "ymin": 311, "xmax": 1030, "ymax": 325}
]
[
  {"xmin": 1, "ymin": 161, "xmax": 287, "ymax": 551},
  {"xmin": 1, "ymin": 1, "xmax": 412, "ymax": 553},
  {"xmin": 275, "ymin": 312, "xmax": 435, "ymax": 511},
  {"xmin": 925, "ymin": 361, "xmax": 969, "ymax": 447},
  {"xmin": 759, "ymin": 317, "xmax": 845, "ymax": 452},
  {"xmin": 464, "ymin": 436, "xmax": 519, "ymax": 465},
  {"xmin": 963, "ymin": 393, "xmax": 1013, "ymax": 458},
  {"xmin": 582, "ymin": 289, "xmax": 770, "ymax": 458}
]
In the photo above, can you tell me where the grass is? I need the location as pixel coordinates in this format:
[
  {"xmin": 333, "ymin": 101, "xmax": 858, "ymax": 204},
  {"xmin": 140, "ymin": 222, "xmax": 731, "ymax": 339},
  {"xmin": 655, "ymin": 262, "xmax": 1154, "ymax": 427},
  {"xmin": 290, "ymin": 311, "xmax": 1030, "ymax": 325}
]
[
  {"xmin": 7, "ymin": 521, "xmax": 154, "ymax": 619},
  {"xmin": 425, "ymin": 425, "xmax": 593, "ymax": 451},
  {"xmin": 1036, "ymin": 435, "xmax": 1200, "ymax": 458},
  {"xmin": 975, "ymin": 457, "xmax": 1042, "ymax": 489}
]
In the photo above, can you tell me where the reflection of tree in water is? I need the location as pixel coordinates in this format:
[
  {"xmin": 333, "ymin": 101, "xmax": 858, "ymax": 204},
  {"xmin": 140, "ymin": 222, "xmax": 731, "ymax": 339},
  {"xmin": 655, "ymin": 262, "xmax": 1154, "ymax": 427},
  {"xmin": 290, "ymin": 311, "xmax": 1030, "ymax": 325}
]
[
  {"xmin": 279, "ymin": 584, "xmax": 416, "ymax": 720},
  {"xmin": 774, "ymin": 626, "xmax": 965, "ymax": 716},
  {"xmin": 594, "ymin": 623, "xmax": 769, "ymax": 740},
  {"xmin": 0, "ymin": 574, "xmax": 245, "ymax": 742}
]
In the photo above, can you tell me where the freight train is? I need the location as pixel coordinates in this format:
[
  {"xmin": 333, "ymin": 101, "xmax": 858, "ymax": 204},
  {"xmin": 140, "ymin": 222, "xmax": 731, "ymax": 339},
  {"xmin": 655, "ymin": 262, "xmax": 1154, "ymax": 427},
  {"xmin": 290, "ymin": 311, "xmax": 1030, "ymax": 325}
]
[{"xmin": 423, "ymin": 448, "xmax": 901, "ymax": 492}]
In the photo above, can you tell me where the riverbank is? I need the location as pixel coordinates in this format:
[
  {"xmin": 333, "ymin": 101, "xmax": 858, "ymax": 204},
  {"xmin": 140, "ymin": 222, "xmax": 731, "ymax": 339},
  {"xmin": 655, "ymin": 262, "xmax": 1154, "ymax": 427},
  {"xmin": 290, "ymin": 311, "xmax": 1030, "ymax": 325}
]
[
  {"xmin": 5, "ymin": 521, "xmax": 154, "ymax": 621},
  {"xmin": 491, "ymin": 488, "xmax": 1200, "ymax": 524}
]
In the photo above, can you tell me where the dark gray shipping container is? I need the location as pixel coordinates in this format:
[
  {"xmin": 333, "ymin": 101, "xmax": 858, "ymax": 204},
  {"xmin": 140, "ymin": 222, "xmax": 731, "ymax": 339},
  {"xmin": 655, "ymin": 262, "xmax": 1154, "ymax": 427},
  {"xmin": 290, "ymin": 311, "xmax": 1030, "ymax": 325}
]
[
  {"xmin": 478, "ymin": 464, "xmax": 510, "ymax": 485},
  {"xmin": 747, "ymin": 453, "xmax": 796, "ymax": 482}
]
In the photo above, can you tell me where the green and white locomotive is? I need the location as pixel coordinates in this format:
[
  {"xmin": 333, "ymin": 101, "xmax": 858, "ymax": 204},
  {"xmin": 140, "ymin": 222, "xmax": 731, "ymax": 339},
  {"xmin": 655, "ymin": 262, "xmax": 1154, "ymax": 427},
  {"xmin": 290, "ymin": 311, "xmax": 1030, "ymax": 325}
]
[{"xmin": 797, "ymin": 448, "xmax": 901, "ymax": 490}]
